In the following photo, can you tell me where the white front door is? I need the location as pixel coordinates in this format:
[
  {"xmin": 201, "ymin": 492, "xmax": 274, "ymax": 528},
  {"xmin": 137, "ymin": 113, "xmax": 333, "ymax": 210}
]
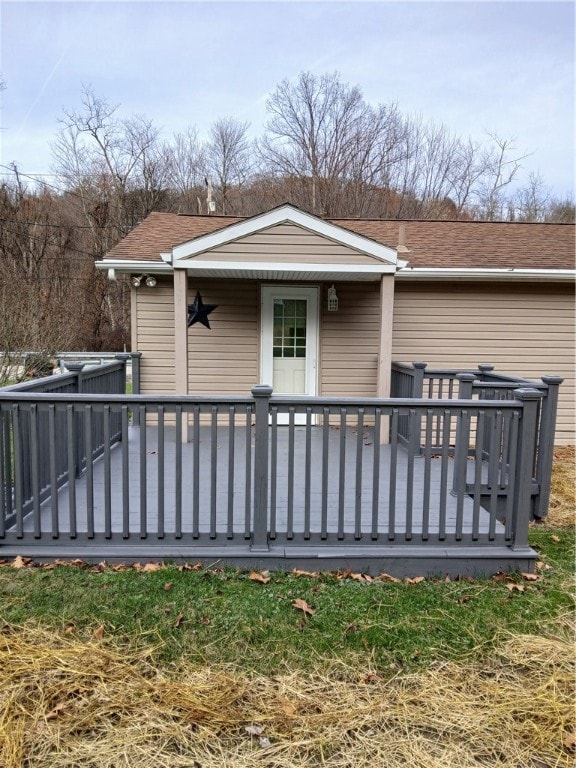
[{"xmin": 261, "ymin": 286, "xmax": 318, "ymax": 398}]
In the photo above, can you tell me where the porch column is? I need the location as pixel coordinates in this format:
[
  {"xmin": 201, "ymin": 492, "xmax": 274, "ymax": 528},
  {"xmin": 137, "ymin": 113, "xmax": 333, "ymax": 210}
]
[
  {"xmin": 174, "ymin": 269, "xmax": 189, "ymax": 441},
  {"xmin": 377, "ymin": 275, "xmax": 395, "ymax": 443}
]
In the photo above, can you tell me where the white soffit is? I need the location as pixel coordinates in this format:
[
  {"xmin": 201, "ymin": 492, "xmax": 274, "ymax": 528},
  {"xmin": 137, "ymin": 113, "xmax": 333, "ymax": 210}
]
[
  {"xmin": 171, "ymin": 204, "xmax": 399, "ymax": 266},
  {"xmin": 181, "ymin": 260, "xmax": 396, "ymax": 280}
]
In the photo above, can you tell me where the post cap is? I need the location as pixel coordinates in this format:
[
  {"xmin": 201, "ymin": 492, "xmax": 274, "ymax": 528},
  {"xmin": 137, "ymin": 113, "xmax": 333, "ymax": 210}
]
[
  {"xmin": 65, "ymin": 362, "xmax": 85, "ymax": 372},
  {"xmin": 513, "ymin": 387, "xmax": 544, "ymax": 401},
  {"xmin": 412, "ymin": 362, "xmax": 427, "ymax": 370},
  {"xmin": 115, "ymin": 353, "xmax": 130, "ymax": 361},
  {"xmin": 456, "ymin": 373, "xmax": 476, "ymax": 381},
  {"xmin": 477, "ymin": 364, "xmax": 494, "ymax": 372},
  {"xmin": 251, "ymin": 384, "xmax": 273, "ymax": 397},
  {"xmin": 541, "ymin": 375, "xmax": 564, "ymax": 386}
]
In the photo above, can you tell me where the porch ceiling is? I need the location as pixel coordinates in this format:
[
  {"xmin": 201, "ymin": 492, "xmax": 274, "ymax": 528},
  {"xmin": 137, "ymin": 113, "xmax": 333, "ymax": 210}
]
[{"xmin": 177, "ymin": 260, "xmax": 395, "ymax": 281}]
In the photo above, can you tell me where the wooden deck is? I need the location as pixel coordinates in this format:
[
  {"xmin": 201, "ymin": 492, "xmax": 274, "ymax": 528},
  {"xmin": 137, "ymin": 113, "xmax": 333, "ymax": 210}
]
[
  {"xmin": 1, "ymin": 365, "xmax": 547, "ymax": 575},
  {"xmin": 16, "ymin": 425, "xmax": 503, "ymax": 542}
]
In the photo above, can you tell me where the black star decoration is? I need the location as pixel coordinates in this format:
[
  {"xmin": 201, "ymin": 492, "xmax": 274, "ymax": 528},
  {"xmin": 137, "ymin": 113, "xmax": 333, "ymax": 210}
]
[{"xmin": 187, "ymin": 291, "xmax": 218, "ymax": 329}]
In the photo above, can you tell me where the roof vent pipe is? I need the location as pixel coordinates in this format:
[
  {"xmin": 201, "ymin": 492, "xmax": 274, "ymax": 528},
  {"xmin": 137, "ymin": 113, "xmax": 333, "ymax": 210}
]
[{"xmin": 397, "ymin": 223, "xmax": 410, "ymax": 254}]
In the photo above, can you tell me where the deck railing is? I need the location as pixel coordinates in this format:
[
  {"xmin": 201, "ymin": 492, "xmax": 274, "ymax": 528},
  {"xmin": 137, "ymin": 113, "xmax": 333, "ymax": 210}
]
[
  {"xmin": 0, "ymin": 383, "xmax": 545, "ymax": 556},
  {"xmin": 0, "ymin": 358, "xmax": 128, "ymax": 528},
  {"xmin": 390, "ymin": 362, "xmax": 563, "ymax": 519}
]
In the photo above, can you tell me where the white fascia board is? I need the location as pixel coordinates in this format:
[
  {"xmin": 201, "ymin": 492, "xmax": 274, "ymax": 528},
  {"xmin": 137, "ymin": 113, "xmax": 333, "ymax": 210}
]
[
  {"xmin": 178, "ymin": 260, "xmax": 397, "ymax": 276},
  {"xmin": 396, "ymin": 267, "xmax": 576, "ymax": 282},
  {"xmin": 95, "ymin": 260, "xmax": 173, "ymax": 275},
  {"xmin": 171, "ymin": 204, "xmax": 398, "ymax": 265}
]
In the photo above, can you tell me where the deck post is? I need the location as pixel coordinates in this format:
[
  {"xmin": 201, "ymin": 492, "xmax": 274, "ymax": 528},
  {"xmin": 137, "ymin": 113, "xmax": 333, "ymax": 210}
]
[
  {"xmin": 128, "ymin": 352, "xmax": 142, "ymax": 425},
  {"xmin": 511, "ymin": 388, "xmax": 543, "ymax": 551},
  {"xmin": 452, "ymin": 373, "xmax": 476, "ymax": 493},
  {"xmin": 114, "ymin": 353, "xmax": 129, "ymax": 394},
  {"xmin": 66, "ymin": 363, "xmax": 85, "ymax": 477},
  {"xmin": 534, "ymin": 375, "xmax": 564, "ymax": 519},
  {"xmin": 408, "ymin": 362, "xmax": 427, "ymax": 457},
  {"xmin": 251, "ymin": 384, "xmax": 273, "ymax": 551}
]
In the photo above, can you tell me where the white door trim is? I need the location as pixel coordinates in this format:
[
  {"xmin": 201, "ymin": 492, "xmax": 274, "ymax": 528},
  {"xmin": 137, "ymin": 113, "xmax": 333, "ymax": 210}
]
[{"xmin": 260, "ymin": 285, "xmax": 319, "ymax": 397}]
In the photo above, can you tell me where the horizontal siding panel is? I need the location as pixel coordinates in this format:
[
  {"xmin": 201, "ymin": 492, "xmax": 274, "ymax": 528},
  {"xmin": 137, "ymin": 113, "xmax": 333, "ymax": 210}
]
[
  {"xmin": 187, "ymin": 279, "xmax": 259, "ymax": 395},
  {"xmin": 191, "ymin": 222, "xmax": 384, "ymax": 266},
  {"xmin": 136, "ymin": 283, "xmax": 175, "ymax": 395},
  {"xmin": 321, "ymin": 282, "xmax": 380, "ymax": 397},
  {"xmin": 392, "ymin": 283, "xmax": 575, "ymax": 444}
]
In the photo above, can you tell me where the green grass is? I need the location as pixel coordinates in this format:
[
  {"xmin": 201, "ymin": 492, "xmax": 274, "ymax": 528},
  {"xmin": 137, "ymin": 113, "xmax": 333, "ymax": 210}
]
[{"xmin": 0, "ymin": 530, "xmax": 573, "ymax": 677}]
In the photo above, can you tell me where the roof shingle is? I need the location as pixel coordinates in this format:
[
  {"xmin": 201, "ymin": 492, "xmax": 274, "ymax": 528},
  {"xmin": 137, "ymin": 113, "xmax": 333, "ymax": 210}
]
[{"xmin": 104, "ymin": 211, "xmax": 575, "ymax": 270}]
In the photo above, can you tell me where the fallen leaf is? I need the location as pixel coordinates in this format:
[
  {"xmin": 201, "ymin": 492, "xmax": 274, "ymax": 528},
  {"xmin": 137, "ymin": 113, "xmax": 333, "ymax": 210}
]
[
  {"xmin": 344, "ymin": 622, "xmax": 359, "ymax": 634},
  {"xmin": 199, "ymin": 616, "xmax": 210, "ymax": 625},
  {"xmin": 551, "ymin": 535, "xmax": 561, "ymax": 543},
  {"xmin": 492, "ymin": 572, "xmax": 511, "ymax": 582},
  {"xmin": 292, "ymin": 569, "xmax": 319, "ymax": 578},
  {"xmin": 405, "ymin": 576, "xmax": 425, "ymax": 584},
  {"xmin": 12, "ymin": 555, "xmax": 30, "ymax": 569},
  {"xmin": 350, "ymin": 572, "xmax": 367, "ymax": 582},
  {"xmin": 46, "ymin": 702, "xmax": 68, "ymax": 719},
  {"xmin": 174, "ymin": 612, "xmax": 184, "ymax": 628},
  {"xmin": 280, "ymin": 698, "xmax": 297, "ymax": 717},
  {"xmin": 378, "ymin": 572, "xmax": 401, "ymax": 583},
  {"xmin": 457, "ymin": 596, "xmax": 471, "ymax": 604},
  {"xmin": 259, "ymin": 737, "xmax": 271, "ymax": 748},
  {"xmin": 244, "ymin": 724, "xmax": 264, "ymax": 736},
  {"xmin": 64, "ymin": 623, "xmax": 75, "ymax": 635},
  {"xmin": 143, "ymin": 562, "xmax": 164, "ymax": 572},
  {"xmin": 292, "ymin": 598, "xmax": 315, "ymax": 616},
  {"xmin": 93, "ymin": 625, "xmax": 104, "ymax": 641},
  {"xmin": 163, "ymin": 582, "xmax": 173, "ymax": 591},
  {"xmin": 337, "ymin": 569, "xmax": 352, "ymax": 580},
  {"xmin": 249, "ymin": 571, "xmax": 271, "ymax": 584},
  {"xmin": 521, "ymin": 572, "xmax": 540, "ymax": 581},
  {"xmin": 506, "ymin": 583, "xmax": 525, "ymax": 592},
  {"xmin": 563, "ymin": 732, "xmax": 576, "ymax": 752}
]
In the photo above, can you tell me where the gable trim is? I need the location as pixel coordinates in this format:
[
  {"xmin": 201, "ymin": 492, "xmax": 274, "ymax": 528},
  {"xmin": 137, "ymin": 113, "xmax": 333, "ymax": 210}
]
[{"xmin": 171, "ymin": 204, "xmax": 398, "ymax": 266}]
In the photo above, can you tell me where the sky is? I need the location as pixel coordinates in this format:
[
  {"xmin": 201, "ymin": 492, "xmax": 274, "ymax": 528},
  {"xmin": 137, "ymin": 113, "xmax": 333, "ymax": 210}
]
[{"xmin": 0, "ymin": 0, "xmax": 574, "ymax": 199}]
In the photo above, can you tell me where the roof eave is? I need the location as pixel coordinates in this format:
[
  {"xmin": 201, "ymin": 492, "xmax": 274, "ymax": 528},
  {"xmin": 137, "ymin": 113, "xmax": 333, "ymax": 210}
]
[
  {"xmin": 95, "ymin": 260, "xmax": 172, "ymax": 275},
  {"xmin": 396, "ymin": 268, "xmax": 576, "ymax": 282}
]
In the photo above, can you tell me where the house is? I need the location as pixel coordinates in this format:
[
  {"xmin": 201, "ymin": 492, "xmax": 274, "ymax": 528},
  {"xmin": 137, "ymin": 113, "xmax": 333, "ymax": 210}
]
[
  {"xmin": 0, "ymin": 204, "xmax": 571, "ymax": 571},
  {"xmin": 99, "ymin": 204, "xmax": 575, "ymax": 444}
]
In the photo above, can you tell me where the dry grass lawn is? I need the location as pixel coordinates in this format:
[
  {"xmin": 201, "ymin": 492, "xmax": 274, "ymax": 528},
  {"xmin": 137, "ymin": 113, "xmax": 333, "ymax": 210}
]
[
  {"xmin": 0, "ymin": 615, "xmax": 574, "ymax": 768},
  {"xmin": 545, "ymin": 445, "xmax": 575, "ymax": 529}
]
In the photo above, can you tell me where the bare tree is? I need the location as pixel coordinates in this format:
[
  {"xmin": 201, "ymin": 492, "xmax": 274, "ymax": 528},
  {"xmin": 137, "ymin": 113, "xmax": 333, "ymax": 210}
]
[
  {"xmin": 165, "ymin": 128, "xmax": 206, "ymax": 213},
  {"xmin": 205, "ymin": 117, "xmax": 252, "ymax": 214},
  {"xmin": 258, "ymin": 71, "xmax": 407, "ymax": 217},
  {"xmin": 51, "ymin": 85, "xmax": 169, "ymax": 236}
]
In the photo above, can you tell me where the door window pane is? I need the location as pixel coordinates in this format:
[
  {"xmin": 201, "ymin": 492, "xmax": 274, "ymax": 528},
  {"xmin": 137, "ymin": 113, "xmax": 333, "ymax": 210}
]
[{"xmin": 273, "ymin": 298, "xmax": 307, "ymax": 358}]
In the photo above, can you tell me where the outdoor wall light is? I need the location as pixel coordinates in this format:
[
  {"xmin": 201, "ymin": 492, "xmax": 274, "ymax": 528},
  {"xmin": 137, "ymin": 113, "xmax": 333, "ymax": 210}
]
[
  {"xmin": 327, "ymin": 284, "xmax": 339, "ymax": 311},
  {"xmin": 131, "ymin": 274, "xmax": 157, "ymax": 288}
]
